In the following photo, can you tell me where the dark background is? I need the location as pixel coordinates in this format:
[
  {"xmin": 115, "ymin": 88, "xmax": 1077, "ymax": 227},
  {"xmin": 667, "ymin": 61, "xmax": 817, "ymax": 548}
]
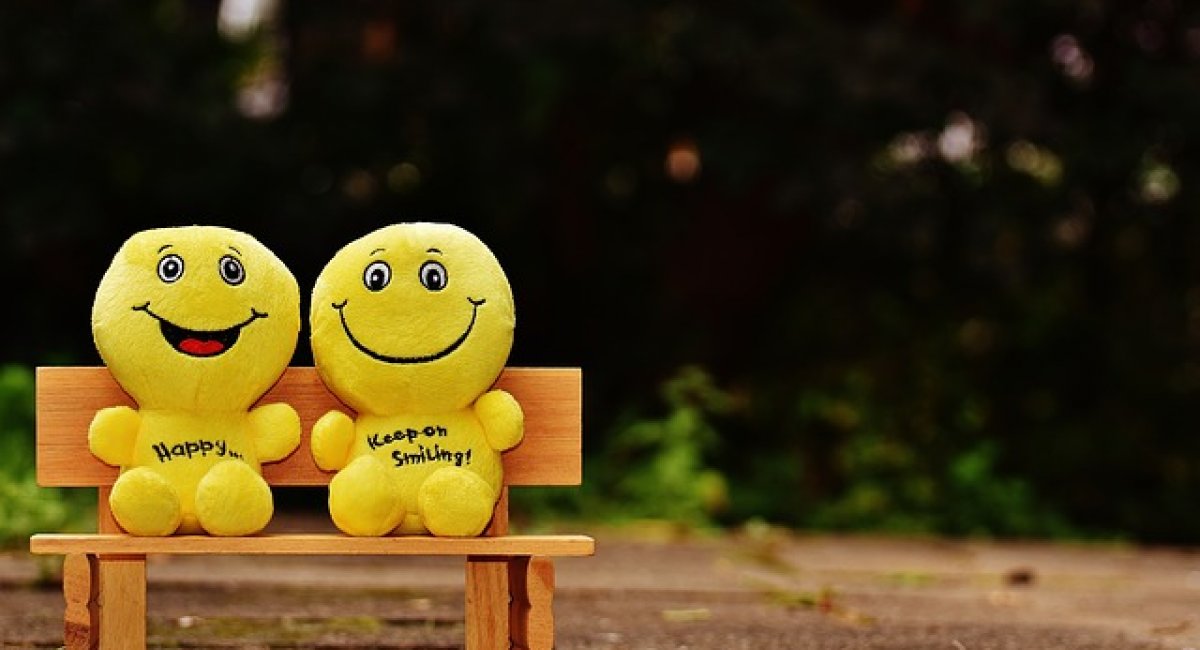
[{"xmin": 3, "ymin": 0, "xmax": 1199, "ymax": 541}]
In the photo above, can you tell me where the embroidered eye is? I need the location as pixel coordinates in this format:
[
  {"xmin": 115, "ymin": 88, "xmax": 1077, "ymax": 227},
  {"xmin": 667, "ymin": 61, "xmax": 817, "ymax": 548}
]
[
  {"xmin": 219, "ymin": 255, "xmax": 245, "ymax": 286},
  {"xmin": 419, "ymin": 261, "xmax": 447, "ymax": 291},
  {"xmin": 363, "ymin": 260, "xmax": 391, "ymax": 291},
  {"xmin": 157, "ymin": 254, "xmax": 184, "ymax": 283}
]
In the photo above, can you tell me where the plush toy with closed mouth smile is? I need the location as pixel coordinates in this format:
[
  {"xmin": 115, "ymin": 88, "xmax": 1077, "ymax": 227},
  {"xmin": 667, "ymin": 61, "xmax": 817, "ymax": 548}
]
[
  {"xmin": 89, "ymin": 226, "xmax": 301, "ymax": 536},
  {"xmin": 309, "ymin": 222, "xmax": 523, "ymax": 537}
]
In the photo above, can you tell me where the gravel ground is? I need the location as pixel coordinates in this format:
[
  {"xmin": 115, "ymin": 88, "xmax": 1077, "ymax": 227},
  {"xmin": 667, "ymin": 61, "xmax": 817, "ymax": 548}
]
[{"xmin": 2, "ymin": 524, "xmax": 1198, "ymax": 649}]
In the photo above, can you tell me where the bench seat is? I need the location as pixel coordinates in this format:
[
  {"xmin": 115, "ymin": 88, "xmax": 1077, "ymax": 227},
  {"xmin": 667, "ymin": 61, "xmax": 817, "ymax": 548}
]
[{"xmin": 31, "ymin": 533, "xmax": 596, "ymax": 556}]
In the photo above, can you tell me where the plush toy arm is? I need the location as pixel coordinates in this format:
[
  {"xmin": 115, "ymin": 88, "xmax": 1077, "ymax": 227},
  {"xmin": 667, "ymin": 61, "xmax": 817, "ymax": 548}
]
[
  {"xmin": 88, "ymin": 406, "xmax": 141, "ymax": 467},
  {"xmin": 311, "ymin": 410, "xmax": 356, "ymax": 471},
  {"xmin": 249, "ymin": 402, "xmax": 302, "ymax": 463},
  {"xmin": 475, "ymin": 389, "xmax": 524, "ymax": 452}
]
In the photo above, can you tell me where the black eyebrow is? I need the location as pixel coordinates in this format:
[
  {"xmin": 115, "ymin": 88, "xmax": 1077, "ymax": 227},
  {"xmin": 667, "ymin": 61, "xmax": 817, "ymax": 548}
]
[
  {"xmin": 370, "ymin": 248, "xmax": 386, "ymax": 256},
  {"xmin": 228, "ymin": 245, "xmax": 242, "ymax": 256},
  {"xmin": 157, "ymin": 244, "xmax": 173, "ymax": 254},
  {"xmin": 426, "ymin": 247, "xmax": 442, "ymax": 255}
]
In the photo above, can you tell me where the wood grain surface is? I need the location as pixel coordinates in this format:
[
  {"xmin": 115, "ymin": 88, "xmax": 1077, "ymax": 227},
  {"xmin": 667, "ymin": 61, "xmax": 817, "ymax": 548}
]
[
  {"xmin": 36, "ymin": 366, "xmax": 582, "ymax": 487},
  {"xmin": 30, "ymin": 533, "xmax": 596, "ymax": 557}
]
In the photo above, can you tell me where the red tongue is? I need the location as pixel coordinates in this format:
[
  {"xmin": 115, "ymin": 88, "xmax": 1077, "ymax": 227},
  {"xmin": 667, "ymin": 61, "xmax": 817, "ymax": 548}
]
[{"xmin": 179, "ymin": 338, "xmax": 224, "ymax": 356}]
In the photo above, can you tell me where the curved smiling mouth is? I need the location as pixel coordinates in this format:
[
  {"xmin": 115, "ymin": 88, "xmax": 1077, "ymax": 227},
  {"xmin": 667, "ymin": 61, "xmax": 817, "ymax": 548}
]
[
  {"xmin": 133, "ymin": 302, "xmax": 267, "ymax": 358},
  {"xmin": 333, "ymin": 297, "xmax": 485, "ymax": 365}
]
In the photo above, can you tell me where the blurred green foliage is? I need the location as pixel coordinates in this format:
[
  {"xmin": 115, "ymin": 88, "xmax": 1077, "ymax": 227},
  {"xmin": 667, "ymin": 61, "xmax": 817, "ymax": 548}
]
[
  {"xmin": 0, "ymin": 366, "xmax": 93, "ymax": 547},
  {"xmin": 761, "ymin": 372, "xmax": 1070, "ymax": 536},
  {"xmin": 518, "ymin": 367, "xmax": 731, "ymax": 528},
  {"xmin": 518, "ymin": 367, "xmax": 1071, "ymax": 537},
  {"xmin": 604, "ymin": 366, "xmax": 731, "ymax": 525},
  {"xmin": 3, "ymin": 1, "xmax": 1200, "ymax": 540}
]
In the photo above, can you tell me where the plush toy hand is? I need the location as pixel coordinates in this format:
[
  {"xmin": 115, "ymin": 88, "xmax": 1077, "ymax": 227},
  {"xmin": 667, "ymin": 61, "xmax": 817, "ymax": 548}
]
[
  {"xmin": 89, "ymin": 406, "xmax": 141, "ymax": 467},
  {"xmin": 312, "ymin": 410, "xmax": 356, "ymax": 471},
  {"xmin": 474, "ymin": 390, "xmax": 524, "ymax": 452},
  {"xmin": 248, "ymin": 402, "xmax": 301, "ymax": 463}
]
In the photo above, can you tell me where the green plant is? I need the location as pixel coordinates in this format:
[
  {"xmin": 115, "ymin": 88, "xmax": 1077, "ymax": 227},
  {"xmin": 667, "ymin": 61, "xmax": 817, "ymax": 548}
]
[
  {"xmin": 794, "ymin": 371, "xmax": 1073, "ymax": 537},
  {"xmin": 941, "ymin": 441, "xmax": 1072, "ymax": 537},
  {"xmin": 513, "ymin": 366, "xmax": 731, "ymax": 529},
  {"xmin": 0, "ymin": 365, "xmax": 93, "ymax": 546},
  {"xmin": 602, "ymin": 366, "xmax": 731, "ymax": 526}
]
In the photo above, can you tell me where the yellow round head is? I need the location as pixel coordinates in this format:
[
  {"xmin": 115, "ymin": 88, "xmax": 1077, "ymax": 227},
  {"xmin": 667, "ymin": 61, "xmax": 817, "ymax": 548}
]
[
  {"xmin": 92, "ymin": 226, "xmax": 300, "ymax": 411},
  {"xmin": 310, "ymin": 223, "xmax": 515, "ymax": 414}
]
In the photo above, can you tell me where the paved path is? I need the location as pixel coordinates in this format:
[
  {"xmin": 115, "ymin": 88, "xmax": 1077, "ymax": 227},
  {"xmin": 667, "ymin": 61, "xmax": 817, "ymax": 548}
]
[{"xmin": 2, "ymin": 525, "xmax": 1198, "ymax": 648}]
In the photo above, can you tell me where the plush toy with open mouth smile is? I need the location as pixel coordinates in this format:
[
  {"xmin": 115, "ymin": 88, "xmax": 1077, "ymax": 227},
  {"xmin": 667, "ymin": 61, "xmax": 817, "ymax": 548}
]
[
  {"xmin": 309, "ymin": 223, "xmax": 523, "ymax": 537},
  {"xmin": 89, "ymin": 226, "xmax": 301, "ymax": 536}
]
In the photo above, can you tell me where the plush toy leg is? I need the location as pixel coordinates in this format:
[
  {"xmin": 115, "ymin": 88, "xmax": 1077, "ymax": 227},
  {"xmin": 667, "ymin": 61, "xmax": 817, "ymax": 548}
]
[
  {"xmin": 195, "ymin": 460, "xmax": 273, "ymax": 536},
  {"xmin": 418, "ymin": 468, "xmax": 496, "ymax": 537},
  {"xmin": 109, "ymin": 468, "xmax": 182, "ymax": 536},
  {"xmin": 328, "ymin": 455, "xmax": 405, "ymax": 536}
]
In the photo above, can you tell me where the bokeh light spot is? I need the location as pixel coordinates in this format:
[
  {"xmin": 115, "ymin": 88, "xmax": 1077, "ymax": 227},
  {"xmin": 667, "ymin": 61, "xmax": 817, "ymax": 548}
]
[
  {"xmin": 666, "ymin": 139, "xmax": 701, "ymax": 183},
  {"xmin": 387, "ymin": 162, "xmax": 422, "ymax": 193}
]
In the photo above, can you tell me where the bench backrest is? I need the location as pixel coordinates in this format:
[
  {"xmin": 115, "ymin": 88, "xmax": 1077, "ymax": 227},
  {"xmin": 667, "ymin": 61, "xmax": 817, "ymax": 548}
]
[{"xmin": 36, "ymin": 366, "xmax": 582, "ymax": 488}]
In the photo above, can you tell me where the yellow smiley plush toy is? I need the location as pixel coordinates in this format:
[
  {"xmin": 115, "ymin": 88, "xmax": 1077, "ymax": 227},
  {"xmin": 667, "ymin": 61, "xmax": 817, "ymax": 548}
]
[
  {"xmin": 310, "ymin": 223, "xmax": 523, "ymax": 537},
  {"xmin": 90, "ymin": 226, "xmax": 301, "ymax": 536}
]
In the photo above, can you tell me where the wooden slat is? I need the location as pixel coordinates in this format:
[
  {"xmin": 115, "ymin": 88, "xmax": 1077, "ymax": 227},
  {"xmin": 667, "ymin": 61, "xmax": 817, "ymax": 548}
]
[
  {"xmin": 30, "ymin": 534, "xmax": 596, "ymax": 557},
  {"xmin": 96, "ymin": 488, "xmax": 119, "ymax": 535},
  {"xmin": 484, "ymin": 488, "xmax": 510, "ymax": 537},
  {"xmin": 36, "ymin": 366, "xmax": 581, "ymax": 487}
]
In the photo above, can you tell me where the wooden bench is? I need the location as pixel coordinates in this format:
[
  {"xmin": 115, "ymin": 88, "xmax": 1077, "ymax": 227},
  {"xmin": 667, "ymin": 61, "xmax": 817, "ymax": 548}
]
[{"xmin": 30, "ymin": 366, "xmax": 593, "ymax": 650}]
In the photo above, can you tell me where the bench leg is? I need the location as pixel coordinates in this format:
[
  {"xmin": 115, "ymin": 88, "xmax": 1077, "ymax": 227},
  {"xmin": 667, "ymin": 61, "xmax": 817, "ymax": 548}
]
[
  {"xmin": 465, "ymin": 556, "xmax": 510, "ymax": 650},
  {"xmin": 64, "ymin": 554, "xmax": 99, "ymax": 649},
  {"xmin": 97, "ymin": 555, "xmax": 146, "ymax": 650},
  {"xmin": 509, "ymin": 556, "xmax": 555, "ymax": 650}
]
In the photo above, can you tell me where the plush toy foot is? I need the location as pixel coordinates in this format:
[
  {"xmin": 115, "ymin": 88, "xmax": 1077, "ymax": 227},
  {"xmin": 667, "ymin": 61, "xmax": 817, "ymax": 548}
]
[
  {"xmin": 395, "ymin": 514, "xmax": 429, "ymax": 535},
  {"xmin": 195, "ymin": 460, "xmax": 273, "ymax": 536},
  {"xmin": 418, "ymin": 468, "xmax": 496, "ymax": 537},
  {"xmin": 329, "ymin": 456, "xmax": 405, "ymax": 536},
  {"xmin": 110, "ymin": 468, "xmax": 182, "ymax": 536}
]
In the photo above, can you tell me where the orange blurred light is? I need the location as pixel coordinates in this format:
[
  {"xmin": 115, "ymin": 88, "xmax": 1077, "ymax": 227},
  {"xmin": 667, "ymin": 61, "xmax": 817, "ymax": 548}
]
[
  {"xmin": 666, "ymin": 139, "xmax": 701, "ymax": 183},
  {"xmin": 363, "ymin": 21, "xmax": 397, "ymax": 62}
]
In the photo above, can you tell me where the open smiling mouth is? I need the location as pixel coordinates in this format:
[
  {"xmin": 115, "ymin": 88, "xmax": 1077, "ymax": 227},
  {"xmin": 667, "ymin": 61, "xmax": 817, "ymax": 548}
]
[
  {"xmin": 133, "ymin": 302, "xmax": 267, "ymax": 358},
  {"xmin": 333, "ymin": 297, "xmax": 485, "ymax": 364}
]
